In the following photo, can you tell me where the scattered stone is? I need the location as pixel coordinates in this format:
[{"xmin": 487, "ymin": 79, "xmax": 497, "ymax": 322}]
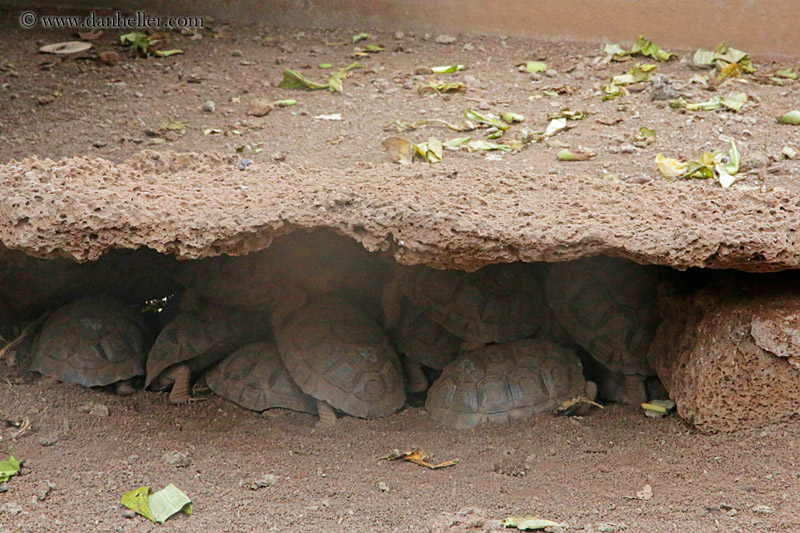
[
  {"xmin": 0, "ymin": 483, "xmax": 9, "ymax": 493},
  {"xmin": 231, "ymin": 49, "xmax": 243, "ymax": 57},
  {"xmin": 122, "ymin": 508, "xmax": 136, "ymax": 519},
  {"xmin": 0, "ymin": 502, "xmax": 22, "ymax": 515},
  {"xmin": 435, "ymin": 34, "xmax": 457, "ymax": 45},
  {"xmin": 650, "ymin": 75, "xmax": 682, "ymax": 101},
  {"xmin": 394, "ymin": 31, "xmax": 405, "ymax": 40},
  {"xmin": 36, "ymin": 481, "xmax": 54, "ymax": 501},
  {"xmin": 201, "ymin": 100, "xmax": 216, "ymax": 113},
  {"xmin": 98, "ymin": 51, "xmax": 120, "ymax": 66},
  {"xmin": 37, "ymin": 95, "xmax": 55, "ymax": 106},
  {"xmin": 752, "ymin": 504, "xmax": 774, "ymax": 515},
  {"xmin": 39, "ymin": 436, "xmax": 57, "ymax": 446},
  {"xmin": 477, "ymin": 100, "xmax": 491, "ymax": 110},
  {"xmin": 428, "ymin": 507, "xmax": 503, "ymax": 532},
  {"xmin": 596, "ymin": 523, "xmax": 628, "ymax": 532},
  {"xmin": 162, "ymin": 450, "xmax": 190, "ymax": 468},
  {"xmin": 78, "ymin": 402, "xmax": 109, "ymax": 417},
  {"xmin": 462, "ymin": 43, "xmax": 475, "ymax": 51},
  {"xmin": 243, "ymin": 474, "xmax": 277, "ymax": 490},
  {"xmin": 544, "ymin": 69, "xmax": 558, "ymax": 78},
  {"xmin": 92, "ymin": 141, "xmax": 107, "ymax": 148},
  {"xmin": 414, "ymin": 66, "xmax": 433, "ymax": 76},
  {"xmin": 247, "ymin": 98, "xmax": 273, "ymax": 117},
  {"xmin": 378, "ymin": 481, "xmax": 389, "ymax": 492},
  {"xmin": 237, "ymin": 158, "xmax": 253, "ymax": 171}
]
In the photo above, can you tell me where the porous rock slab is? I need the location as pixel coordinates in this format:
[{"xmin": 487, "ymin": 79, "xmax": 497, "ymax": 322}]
[
  {"xmin": 1, "ymin": 150, "xmax": 799, "ymax": 271},
  {"xmin": 649, "ymin": 281, "xmax": 800, "ymax": 433}
]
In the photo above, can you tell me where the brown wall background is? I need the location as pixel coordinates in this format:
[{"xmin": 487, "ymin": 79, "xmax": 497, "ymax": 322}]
[{"xmin": 7, "ymin": 0, "xmax": 800, "ymax": 56}]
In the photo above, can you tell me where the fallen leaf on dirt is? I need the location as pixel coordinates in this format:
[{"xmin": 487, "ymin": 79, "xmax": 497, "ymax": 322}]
[
  {"xmin": 502, "ymin": 112, "xmax": 525, "ymax": 124},
  {"xmin": 327, "ymin": 61, "xmax": 362, "ymax": 93},
  {"xmin": 273, "ymin": 99, "xmax": 297, "ymax": 107},
  {"xmin": 122, "ymin": 484, "xmax": 193, "ymax": 523},
  {"xmin": 379, "ymin": 447, "xmax": 458, "ymax": 469},
  {"xmin": 597, "ymin": 116, "xmax": 624, "ymax": 126},
  {"xmin": 0, "ymin": 450, "xmax": 22, "ymax": 482},
  {"xmin": 777, "ymin": 110, "xmax": 800, "ymax": 124},
  {"xmin": 612, "ymin": 63, "xmax": 658, "ymax": 85},
  {"xmin": 638, "ymin": 126, "xmax": 657, "ymax": 144},
  {"xmin": 314, "ymin": 113, "xmax": 342, "ymax": 121},
  {"xmin": 279, "ymin": 69, "xmax": 329, "ymax": 91},
  {"xmin": 655, "ymin": 154, "xmax": 688, "ymax": 177},
  {"xmin": 544, "ymin": 117, "xmax": 567, "ymax": 137},
  {"xmin": 524, "ymin": 61, "xmax": 548, "ymax": 73},
  {"xmin": 556, "ymin": 396, "xmax": 603, "ymax": 415},
  {"xmin": 694, "ymin": 44, "xmax": 755, "ymax": 76},
  {"xmin": 154, "ymin": 49, "xmax": 183, "ymax": 57},
  {"xmin": 120, "ymin": 32, "xmax": 159, "ymax": 56},
  {"xmin": 776, "ymin": 68, "xmax": 798, "ymax": 80},
  {"xmin": 318, "ymin": 63, "xmax": 333, "ymax": 69},
  {"xmin": 548, "ymin": 109, "xmax": 587, "ymax": 121},
  {"xmin": 431, "ymin": 64, "xmax": 466, "ymax": 74},
  {"xmin": 605, "ymin": 36, "xmax": 673, "ymax": 61},
  {"xmin": 39, "ymin": 41, "xmax": 92, "ymax": 54},
  {"xmin": 467, "ymin": 140, "xmax": 514, "ymax": 152},
  {"xmin": 382, "ymin": 137, "xmax": 414, "ymax": 165},
  {"xmin": 502, "ymin": 516, "xmax": 563, "ymax": 530},
  {"xmin": 414, "ymin": 137, "xmax": 444, "ymax": 163},
  {"xmin": 642, "ymin": 399, "xmax": 677, "ymax": 419},
  {"xmin": 557, "ymin": 148, "xmax": 596, "ymax": 161},
  {"xmin": 463, "ymin": 109, "xmax": 509, "ymax": 130},
  {"xmin": 443, "ymin": 136, "xmax": 472, "ymax": 148},
  {"xmin": 669, "ymin": 92, "xmax": 748, "ymax": 112},
  {"xmin": 161, "ymin": 121, "xmax": 185, "ymax": 133},
  {"xmin": 352, "ymin": 32, "xmax": 370, "ymax": 44}
]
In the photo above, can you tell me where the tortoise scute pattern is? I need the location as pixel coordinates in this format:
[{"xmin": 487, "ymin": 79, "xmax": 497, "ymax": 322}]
[
  {"xmin": 31, "ymin": 296, "xmax": 150, "ymax": 387},
  {"xmin": 392, "ymin": 304, "xmax": 462, "ymax": 370},
  {"xmin": 145, "ymin": 301, "xmax": 264, "ymax": 387},
  {"xmin": 399, "ymin": 263, "xmax": 551, "ymax": 343},
  {"xmin": 545, "ymin": 256, "xmax": 661, "ymax": 376},
  {"xmin": 206, "ymin": 342, "xmax": 317, "ymax": 414},
  {"xmin": 426, "ymin": 339, "xmax": 586, "ymax": 429},
  {"xmin": 275, "ymin": 296, "xmax": 405, "ymax": 419}
]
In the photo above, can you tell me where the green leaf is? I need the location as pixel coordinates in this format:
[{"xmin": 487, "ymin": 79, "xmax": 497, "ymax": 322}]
[
  {"xmin": 463, "ymin": 109, "xmax": 509, "ymax": 130},
  {"xmin": 525, "ymin": 61, "xmax": 547, "ymax": 73},
  {"xmin": 778, "ymin": 110, "xmax": 800, "ymax": 124},
  {"xmin": 640, "ymin": 126, "xmax": 657, "ymax": 140},
  {"xmin": 0, "ymin": 450, "xmax": 22, "ymax": 482},
  {"xmin": 612, "ymin": 62, "xmax": 658, "ymax": 85},
  {"xmin": 431, "ymin": 64, "xmax": 466, "ymax": 74},
  {"xmin": 161, "ymin": 120, "xmax": 185, "ymax": 132},
  {"xmin": 467, "ymin": 140, "xmax": 513, "ymax": 152},
  {"xmin": 420, "ymin": 81, "xmax": 467, "ymax": 94},
  {"xmin": 279, "ymin": 70, "xmax": 329, "ymax": 90},
  {"xmin": 557, "ymin": 148, "xmax": 595, "ymax": 161},
  {"xmin": 602, "ymin": 83, "xmax": 625, "ymax": 100},
  {"xmin": 443, "ymin": 136, "xmax": 472, "ymax": 148},
  {"xmin": 352, "ymin": 32, "xmax": 370, "ymax": 43},
  {"xmin": 364, "ymin": 44, "xmax": 384, "ymax": 52},
  {"xmin": 603, "ymin": 43, "xmax": 626, "ymax": 56},
  {"xmin": 544, "ymin": 117, "xmax": 567, "ymax": 137},
  {"xmin": 273, "ymin": 99, "xmax": 297, "ymax": 107},
  {"xmin": 122, "ymin": 485, "xmax": 193, "ymax": 524},
  {"xmin": 630, "ymin": 35, "xmax": 673, "ymax": 61},
  {"xmin": 726, "ymin": 139, "xmax": 741, "ymax": 175},
  {"xmin": 501, "ymin": 112, "xmax": 525, "ymax": 124},
  {"xmin": 318, "ymin": 63, "xmax": 333, "ymax": 69},
  {"xmin": 692, "ymin": 49, "xmax": 716, "ymax": 68},
  {"xmin": 154, "ymin": 49, "xmax": 183, "ymax": 57},
  {"xmin": 776, "ymin": 68, "xmax": 798, "ymax": 80},
  {"xmin": 148, "ymin": 484, "xmax": 193, "ymax": 523},
  {"xmin": 548, "ymin": 109, "xmax": 586, "ymax": 121},
  {"xmin": 121, "ymin": 487, "xmax": 157, "ymax": 522},
  {"xmin": 503, "ymin": 516, "xmax": 563, "ymax": 530}
]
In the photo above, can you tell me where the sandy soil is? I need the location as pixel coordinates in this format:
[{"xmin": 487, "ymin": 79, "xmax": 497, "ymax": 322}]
[{"xmin": 3, "ymin": 7, "xmax": 800, "ymax": 532}]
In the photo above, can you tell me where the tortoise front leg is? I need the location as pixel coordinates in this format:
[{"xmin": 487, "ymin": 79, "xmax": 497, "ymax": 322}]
[
  {"xmin": 404, "ymin": 358, "xmax": 429, "ymax": 394},
  {"xmin": 622, "ymin": 374, "xmax": 648, "ymax": 405},
  {"xmin": 315, "ymin": 400, "xmax": 337, "ymax": 428},
  {"xmin": 165, "ymin": 364, "xmax": 194, "ymax": 404},
  {"xmin": 114, "ymin": 379, "xmax": 136, "ymax": 396}
]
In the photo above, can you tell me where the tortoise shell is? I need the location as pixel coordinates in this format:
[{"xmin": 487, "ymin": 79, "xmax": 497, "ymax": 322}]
[
  {"xmin": 145, "ymin": 299, "xmax": 265, "ymax": 388},
  {"xmin": 545, "ymin": 256, "xmax": 662, "ymax": 376},
  {"xmin": 30, "ymin": 296, "xmax": 151, "ymax": 387},
  {"xmin": 393, "ymin": 263, "xmax": 552, "ymax": 344},
  {"xmin": 206, "ymin": 341, "xmax": 317, "ymax": 414},
  {"xmin": 425, "ymin": 339, "xmax": 586, "ymax": 429},
  {"xmin": 274, "ymin": 296, "xmax": 405, "ymax": 419},
  {"xmin": 390, "ymin": 301, "xmax": 462, "ymax": 370}
]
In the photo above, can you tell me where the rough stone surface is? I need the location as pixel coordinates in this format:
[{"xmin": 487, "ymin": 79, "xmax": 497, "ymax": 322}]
[
  {"xmin": 1, "ymin": 151, "xmax": 799, "ymax": 272},
  {"xmin": 648, "ymin": 280, "xmax": 800, "ymax": 433}
]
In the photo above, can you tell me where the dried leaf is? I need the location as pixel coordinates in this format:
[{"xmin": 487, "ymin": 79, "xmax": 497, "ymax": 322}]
[
  {"xmin": 273, "ymin": 99, "xmax": 297, "ymax": 107},
  {"xmin": 154, "ymin": 49, "xmax": 183, "ymax": 57},
  {"xmin": 279, "ymin": 69, "xmax": 329, "ymax": 90},
  {"xmin": 544, "ymin": 117, "xmax": 567, "ymax": 137},
  {"xmin": 382, "ymin": 137, "xmax": 414, "ymax": 165},
  {"xmin": 503, "ymin": 516, "xmax": 563, "ymax": 530},
  {"xmin": 380, "ymin": 447, "xmax": 458, "ymax": 469},
  {"xmin": 352, "ymin": 32, "xmax": 370, "ymax": 43},
  {"xmin": 502, "ymin": 112, "xmax": 525, "ymax": 124},
  {"xmin": 122, "ymin": 484, "xmax": 193, "ymax": 524},
  {"xmin": 431, "ymin": 64, "xmax": 466, "ymax": 74},
  {"xmin": 655, "ymin": 154, "xmax": 687, "ymax": 177},
  {"xmin": 778, "ymin": 110, "xmax": 800, "ymax": 124},
  {"xmin": 557, "ymin": 148, "xmax": 596, "ymax": 161},
  {"xmin": 525, "ymin": 61, "xmax": 548, "ymax": 73},
  {"xmin": 39, "ymin": 41, "xmax": 92, "ymax": 54}
]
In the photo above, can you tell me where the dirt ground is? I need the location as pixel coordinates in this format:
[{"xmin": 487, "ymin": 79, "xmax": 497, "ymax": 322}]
[{"xmin": 3, "ymin": 6, "xmax": 800, "ymax": 532}]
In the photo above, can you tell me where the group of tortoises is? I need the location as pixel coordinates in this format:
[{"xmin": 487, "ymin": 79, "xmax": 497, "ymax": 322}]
[{"xmin": 27, "ymin": 235, "xmax": 667, "ymax": 430}]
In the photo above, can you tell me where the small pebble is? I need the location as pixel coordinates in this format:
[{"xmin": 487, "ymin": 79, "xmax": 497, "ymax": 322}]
[
  {"xmin": 98, "ymin": 50, "xmax": 120, "ymax": 66},
  {"xmin": 122, "ymin": 509, "xmax": 136, "ymax": 519},
  {"xmin": 39, "ymin": 437, "xmax": 57, "ymax": 446},
  {"xmin": 92, "ymin": 141, "xmax": 107, "ymax": 148},
  {"xmin": 0, "ymin": 502, "xmax": 22, "ymax": 515},
  {"xmin": 201, "ymin": 100, "xmax": 216, "ymax": 113},
  {"xmin": 237, "ymin": 158, "xmax": 253, "ymax": 171},
  {"xmin": 378, "ymin": 481, "xmax": 389, "ymax": 492},
  {"xmin": 434, "ymin": 34, "xmax": 456, "ymax": 45},
  {"xmin": 544, "ymin": 69, "xmax": 558, "ymax": 78},
  {"xmin": 0, "ymin": 483, "xmax": 9, "ymax": 493},
  {"xmin": 247, "ymin": 98, "xmax": 273, "ymax": 117},
  {"xmin": 231, "ymin": 49, "xmax": 243, "ymax": 57},
  {"xmin": 162, "ymin": 450, "xmax": 190, "ymax": 468},
  {"xmin": 78, "ymin": 403, "xmax": 109, "ymax": 417},
  {"xmin": 393, "ymin": 31, "xmax": 405, "ymax": 40}
]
